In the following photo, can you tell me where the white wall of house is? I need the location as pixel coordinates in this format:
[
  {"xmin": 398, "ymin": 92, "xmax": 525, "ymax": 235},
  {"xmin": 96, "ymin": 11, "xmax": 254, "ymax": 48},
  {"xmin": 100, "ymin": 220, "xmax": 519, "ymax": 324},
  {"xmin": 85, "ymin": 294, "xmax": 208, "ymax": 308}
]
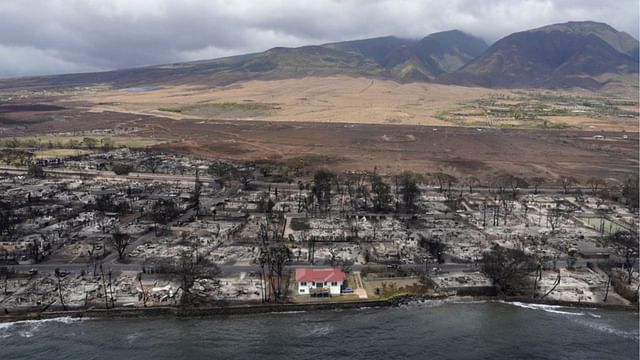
[{"xmin": 297, "ymin": 281, "xmax": 343, "ymax": 295}]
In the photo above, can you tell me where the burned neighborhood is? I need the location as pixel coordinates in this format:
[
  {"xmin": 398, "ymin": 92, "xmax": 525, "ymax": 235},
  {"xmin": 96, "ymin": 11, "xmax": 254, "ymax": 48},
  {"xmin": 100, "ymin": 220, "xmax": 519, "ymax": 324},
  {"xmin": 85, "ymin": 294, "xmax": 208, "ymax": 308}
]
[{"xmin": 0, "ymin": 147, "xmax": 637, "ymax": 313}]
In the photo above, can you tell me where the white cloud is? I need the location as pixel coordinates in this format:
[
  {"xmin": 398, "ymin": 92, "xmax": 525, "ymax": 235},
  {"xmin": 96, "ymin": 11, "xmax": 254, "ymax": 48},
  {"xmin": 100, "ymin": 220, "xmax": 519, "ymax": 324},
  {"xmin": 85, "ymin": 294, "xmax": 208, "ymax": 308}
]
[{"xmin": 0, "ymin": 0, "xmax": 637, "ymax": 77}]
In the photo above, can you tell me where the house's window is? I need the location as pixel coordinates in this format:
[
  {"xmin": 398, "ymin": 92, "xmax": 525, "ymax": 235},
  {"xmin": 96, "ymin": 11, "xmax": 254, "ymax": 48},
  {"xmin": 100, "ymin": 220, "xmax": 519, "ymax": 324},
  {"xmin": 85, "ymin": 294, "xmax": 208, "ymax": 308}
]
[
  {"xmin": 300, "ymin": 282, "xmax": 307, "ymax": 286},
  {"xmin": 300, "ymin": 289, "xmax": 305, "ymax": 293},
  {"xmin": 315, "ymin": 282, "xmax": 323, "ymax": 287},
  {"xmin": 331, "ymin": 282, "xmax": 338, "ymax": 286}
]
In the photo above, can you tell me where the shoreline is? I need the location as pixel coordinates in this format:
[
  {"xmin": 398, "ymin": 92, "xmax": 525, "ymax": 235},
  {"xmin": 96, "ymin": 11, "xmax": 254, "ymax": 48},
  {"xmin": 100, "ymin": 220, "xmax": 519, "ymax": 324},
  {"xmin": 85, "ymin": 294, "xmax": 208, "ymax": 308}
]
[{"xmin": 0, "ymin": 295, "xmax": 636, "ymax": 324}]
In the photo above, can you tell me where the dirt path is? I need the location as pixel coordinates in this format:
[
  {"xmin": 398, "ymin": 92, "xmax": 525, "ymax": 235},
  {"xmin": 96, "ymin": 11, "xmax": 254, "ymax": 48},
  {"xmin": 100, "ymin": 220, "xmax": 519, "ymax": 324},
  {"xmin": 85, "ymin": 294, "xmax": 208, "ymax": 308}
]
[{"xmin": 353, "ymin": 271, "xmax": 368, "ymax": 299}]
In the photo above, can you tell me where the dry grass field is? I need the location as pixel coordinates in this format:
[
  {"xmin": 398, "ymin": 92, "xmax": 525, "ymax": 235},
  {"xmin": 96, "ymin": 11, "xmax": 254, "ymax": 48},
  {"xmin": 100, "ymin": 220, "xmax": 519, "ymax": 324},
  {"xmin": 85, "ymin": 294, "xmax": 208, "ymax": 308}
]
[
  {"xmin": 68, "ymin": 76, "xmax": 639, "ymax": 132},
  {"xmin": 73, "ymin": 76, "xmax": 500, "ymax": 126}
]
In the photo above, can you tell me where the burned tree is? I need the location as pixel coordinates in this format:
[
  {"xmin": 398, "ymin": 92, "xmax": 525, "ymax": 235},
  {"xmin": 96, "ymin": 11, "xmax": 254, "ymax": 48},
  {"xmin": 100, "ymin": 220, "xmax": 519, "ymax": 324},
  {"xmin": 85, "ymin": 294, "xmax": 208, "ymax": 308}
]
[
  {"xmin": 150, "ymin": 199, "xmax": 179, "ymax": 235},
  {"xmin": 465, "ymin": 176, "xmax": 481, "ymax": 193},
  {"xmin": 207, "ymin": 161, "xmax": 237, "ymax": 187},
  {"xmin": 142, "ymin": 155, "xmax": 162, "ymax": 174},
  {"xmin": 494, "ymin": 173, "xmax": 528, "ymax": 199},
  {"xmin": 608, "ymin": 231, "xmax": 639, "ymax": 285},
  {"xmin": 237, "ymin": 169, "xmax": 255, "ymax": 190},
  {"xmin": 0, "ymin": 201, "xmax": 18, "ymax": 239},
  {"xmin": 54, "ymin": 268, "xmax": 67, "ymax": 310},
  {"xmin": 431, "ymin": 172, "xmax": 457, "ymax": 193},
  {"xmin": 112, "ymin": 163, "xmax": 134, "ymax": 175},
  {"xmin": 136, "ymin": 273, "xmax": 149, "ymax": 307},
  {"xmin": 110, "ymin": 231, "xmax": 131, "ymax": 261},
  {"xmin": 398, "ymin": 171, "xmax": 421, "ymax": 213},
  {"xmin": 530, "ymin": 177, "xmax": 546, "ymax": 194},
  {"xmin": 480, "ymin": 245, "xmax": 535, "ymax": 295},
  {"xmin": 28, "ymin": 240, "xmax": 42, "ymax": 263},
  {"xmin": 191, "ymin": 167, "xmax": 203, "ymax": 214},
  {"xmin": 622, "ymin": 176, "xmax": 639, "ymax": 211},
  {"xmin": 312, "ymin": 169, "xmax": 336, "ymax": 213},
  {"xmin": 27, "ymin": 163, "xmax": 45, "ymax": 178},
  {"xmin": 169, "ymin": 246, "xmax": 220, "ymax": 304},
  {"xmin": 0, "ymin": 267, "xmax": 10, "ymax": 295},
  {"xmin": 546, "ymin": 202, "xmax": 563, "ymax": 233},
  {"xmin": 587, "ymin": 177, "xmax": 606, "ymax": 195},
  {"xmin": 370, "ymin": 174, "xmax": 392, "ymax": 212},
  {"xmin": 257, "ymin": 220, "xmax": 291, "ymax": 302},
  {"xmin": 419, "ymin": 235, "xmax": 448, "ymax": 264},
  {"xmin": 559, "ymin": 176, "xmax": 579, "ymax": 194}
]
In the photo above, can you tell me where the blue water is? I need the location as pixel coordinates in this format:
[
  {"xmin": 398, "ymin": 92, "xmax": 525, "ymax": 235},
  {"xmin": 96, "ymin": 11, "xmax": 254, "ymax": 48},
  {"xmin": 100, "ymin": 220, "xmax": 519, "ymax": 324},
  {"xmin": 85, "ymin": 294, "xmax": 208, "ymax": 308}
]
[{"xmin": 1, "ymin": 302, "xmax": 638, "ymax": 360}]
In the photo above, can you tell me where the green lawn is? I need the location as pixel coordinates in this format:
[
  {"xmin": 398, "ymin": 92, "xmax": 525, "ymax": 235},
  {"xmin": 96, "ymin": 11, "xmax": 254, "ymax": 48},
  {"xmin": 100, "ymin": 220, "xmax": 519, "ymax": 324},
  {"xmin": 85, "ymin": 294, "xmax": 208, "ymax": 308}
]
[{"xmin": 361, "ymin": 277, "xmax": 421, "ymax": 300}]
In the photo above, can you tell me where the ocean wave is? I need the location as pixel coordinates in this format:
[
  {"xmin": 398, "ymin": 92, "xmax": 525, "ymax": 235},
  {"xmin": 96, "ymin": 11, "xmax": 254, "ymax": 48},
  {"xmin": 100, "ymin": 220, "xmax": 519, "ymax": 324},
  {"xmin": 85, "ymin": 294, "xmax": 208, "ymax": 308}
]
[
  {"xmin": 0, "ymin": 316, "xmax": 89, "ymax": 338},
  {"xmin": 572, "ymin": 317, "xmax": 639, "ymax": 342},
  {"xmin": 298, "ymin": 324, "xmax": 334, "ymax": 337},
  {"xmin": 270, "ymin": 310, "xmax": 307, "ymax": 315},
  {"xmin": 502, "ymin": 301, "xmax": 585, "ymax": 316},
  {"xmin": 400, "ymin": 299, "xmax": 446, "ymax": 308},
  {"xmin": 449, "ymin": 300, "xmax": 489, "ymax": 305}
]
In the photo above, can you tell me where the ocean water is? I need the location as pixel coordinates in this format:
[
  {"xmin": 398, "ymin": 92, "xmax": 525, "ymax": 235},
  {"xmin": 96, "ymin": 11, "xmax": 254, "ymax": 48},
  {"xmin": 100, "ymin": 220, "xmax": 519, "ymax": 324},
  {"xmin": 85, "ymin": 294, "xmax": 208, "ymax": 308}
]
[{"xmin": 0, "ymin": 302, "xmax": 638, "ymax": 360}]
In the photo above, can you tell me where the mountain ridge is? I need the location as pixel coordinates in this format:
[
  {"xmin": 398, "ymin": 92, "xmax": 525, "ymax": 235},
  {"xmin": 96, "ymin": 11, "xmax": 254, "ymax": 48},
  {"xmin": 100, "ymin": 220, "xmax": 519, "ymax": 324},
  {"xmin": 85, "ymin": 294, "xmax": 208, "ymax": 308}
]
[
  {"xmin": 441, "ymin": 21, "xmax": 638, "ymax": 89},
  {"xmin": 0, "ymin": 21, "xmax": 637, "ymax": 91}
]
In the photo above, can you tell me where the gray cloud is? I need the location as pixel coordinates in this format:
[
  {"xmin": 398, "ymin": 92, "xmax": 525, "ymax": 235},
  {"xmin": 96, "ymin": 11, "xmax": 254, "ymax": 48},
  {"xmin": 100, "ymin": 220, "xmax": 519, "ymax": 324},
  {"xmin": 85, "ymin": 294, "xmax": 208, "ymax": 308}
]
[{"xmin": 0, "ymin": 0, "xmax": 637, "ymax": 78}]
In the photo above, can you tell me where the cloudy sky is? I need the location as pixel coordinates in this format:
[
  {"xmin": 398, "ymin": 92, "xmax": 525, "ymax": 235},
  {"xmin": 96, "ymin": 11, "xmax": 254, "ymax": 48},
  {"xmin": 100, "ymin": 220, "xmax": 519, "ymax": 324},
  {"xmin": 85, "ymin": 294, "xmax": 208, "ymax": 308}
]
[{"xmin": 0, "ymin": 0, "xmax": 638, "ymax": 78}]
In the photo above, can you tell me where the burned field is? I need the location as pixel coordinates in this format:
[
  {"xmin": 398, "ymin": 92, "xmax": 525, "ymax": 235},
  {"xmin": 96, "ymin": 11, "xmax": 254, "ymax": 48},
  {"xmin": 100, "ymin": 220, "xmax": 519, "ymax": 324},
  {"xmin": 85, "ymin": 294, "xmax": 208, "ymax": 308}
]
[
  {"xmin": 2, "ymin": 100, "xmax": 637, "ymax": 182},
  {"xmin": 154, "ymin": 119, "xmax": 639, "ymax": 180}
]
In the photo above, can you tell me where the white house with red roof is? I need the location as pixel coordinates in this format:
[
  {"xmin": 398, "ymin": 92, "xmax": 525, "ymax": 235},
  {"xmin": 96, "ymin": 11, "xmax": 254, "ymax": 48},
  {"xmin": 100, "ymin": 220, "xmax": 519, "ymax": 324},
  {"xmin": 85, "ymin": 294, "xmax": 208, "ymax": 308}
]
[{"xmin": 295, "ymin": 268, "xmax": 346, "ymax": 296}]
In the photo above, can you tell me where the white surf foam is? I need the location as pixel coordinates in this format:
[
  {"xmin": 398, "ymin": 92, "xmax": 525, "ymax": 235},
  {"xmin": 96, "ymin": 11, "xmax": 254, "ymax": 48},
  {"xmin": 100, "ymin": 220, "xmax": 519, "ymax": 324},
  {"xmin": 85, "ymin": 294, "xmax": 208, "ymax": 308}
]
[
  {"xmin": 503, "ymin": 301, "xmax": 585, "ymax": 316},
  {"xmin": 0, "ymin": 316, "xmax": 89, "ymax": 338},
  {"xmin": 572, "ymin": 317, "xmax": 639, "ymax": 342}
]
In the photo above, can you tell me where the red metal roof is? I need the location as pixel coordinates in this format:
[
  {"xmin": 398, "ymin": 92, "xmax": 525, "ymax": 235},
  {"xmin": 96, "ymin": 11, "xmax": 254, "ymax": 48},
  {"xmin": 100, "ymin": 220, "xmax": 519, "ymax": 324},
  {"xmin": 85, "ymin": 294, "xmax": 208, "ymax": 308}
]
[{"xmin": 295, "ymin": 268, "xmax": 346, "ymax": 283}]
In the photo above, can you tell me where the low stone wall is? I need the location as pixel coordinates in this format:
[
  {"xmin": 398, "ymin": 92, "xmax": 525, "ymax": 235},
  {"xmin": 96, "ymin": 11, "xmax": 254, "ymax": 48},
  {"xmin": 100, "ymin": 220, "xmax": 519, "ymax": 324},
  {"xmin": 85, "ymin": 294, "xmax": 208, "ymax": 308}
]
[
  {"xmin": 1, "ymin": 294, "xmax": 635, "ymax": 323},
  {"xmin": 0, "ymin": 299, "xmax": 393, "ymax": 323}
]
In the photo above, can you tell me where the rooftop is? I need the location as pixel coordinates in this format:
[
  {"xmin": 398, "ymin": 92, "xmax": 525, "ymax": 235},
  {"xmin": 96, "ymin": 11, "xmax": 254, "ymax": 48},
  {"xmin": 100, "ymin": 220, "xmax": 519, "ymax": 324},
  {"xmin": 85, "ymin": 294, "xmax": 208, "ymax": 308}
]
[{"xmin": 295, "ymin": 268, "xmax": 346, "ymax": 283}]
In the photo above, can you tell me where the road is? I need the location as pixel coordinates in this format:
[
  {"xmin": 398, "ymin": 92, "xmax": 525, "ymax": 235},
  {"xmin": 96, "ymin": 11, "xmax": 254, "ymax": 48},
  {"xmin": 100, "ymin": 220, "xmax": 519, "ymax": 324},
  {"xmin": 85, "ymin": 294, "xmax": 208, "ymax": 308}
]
[{"xmin": 8, "ymin": 258, "xmax": 610, "ymax": 278}]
